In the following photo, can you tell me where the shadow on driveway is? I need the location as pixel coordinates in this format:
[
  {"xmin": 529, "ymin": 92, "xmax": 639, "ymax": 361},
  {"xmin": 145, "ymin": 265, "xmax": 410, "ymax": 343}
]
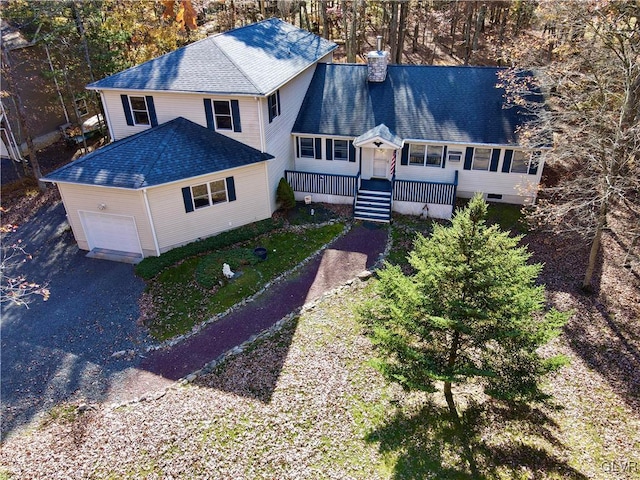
[{"xmin": 1, "ymin": 201, "xmax": 150, "ymax": 440}]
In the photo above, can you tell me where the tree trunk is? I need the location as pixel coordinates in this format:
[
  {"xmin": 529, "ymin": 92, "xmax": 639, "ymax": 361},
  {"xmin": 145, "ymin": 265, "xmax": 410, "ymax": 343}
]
[
  {"xmin": 463, "ymin": 2, "xmax": 474, "ymax": 65},
  {"xmin": 395, "ymin": 0, "xmax": 408, "ymax": 64},
  {"xmin": 320, "ymin": 0, "xmax": 329, "ymax": 38},
  {"xmin": 389, "ymin": 1, "xmax": 398, "ymax": 63},
  {"xmin": 444, "ymin": 330, "xmax": 461, "ymax": 419},
  {"xmin": 583, "ymin": 200, "xmax": 607, "ymax": 291},
  {"xmin": 348, "ymin": 0, "xmax": 359, "ymax": 63},
  {"xmin": 472, "ymin": 3, "xmax": 486, "ymax": 51},
  {"xmin": 444, "ymin": 330, "xmax": 479, "ymax": 477},
  {"xmin": 1, "ymin": 48, "xmax": 45, "ymax": 191}
]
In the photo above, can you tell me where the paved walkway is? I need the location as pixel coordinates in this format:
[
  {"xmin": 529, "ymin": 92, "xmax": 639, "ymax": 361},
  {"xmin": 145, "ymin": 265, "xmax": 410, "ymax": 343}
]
[{"xmin": 107, "ymin": 223, "xmax": 389, "ymax": 403}]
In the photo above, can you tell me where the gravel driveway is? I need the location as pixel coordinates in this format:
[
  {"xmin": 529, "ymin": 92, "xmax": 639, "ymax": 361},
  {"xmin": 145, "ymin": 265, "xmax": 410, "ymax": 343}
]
[{"xmin": 1, "ymin": 201, "xmax": 150, "ymax": 440}]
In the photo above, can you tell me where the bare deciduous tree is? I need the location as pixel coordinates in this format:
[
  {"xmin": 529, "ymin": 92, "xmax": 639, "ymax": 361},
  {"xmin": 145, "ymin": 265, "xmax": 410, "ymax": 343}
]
[{"xmin": 502, "ymin": 0, "xmax": 640, "ymax": 291}]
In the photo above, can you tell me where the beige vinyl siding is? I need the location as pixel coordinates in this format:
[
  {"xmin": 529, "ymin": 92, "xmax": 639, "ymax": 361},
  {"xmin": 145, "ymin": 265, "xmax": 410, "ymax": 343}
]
[
  {"xmin": 456, "ymin": 148, "xmax": 543, "ymax": 204},
  {"xmin": 101, "ymin": 90, "xmax": 262, "ymax": 150},
  {"xmin": 56, "ymin": 183, "xmax": 157, "ymax": 256},
  {"xmin": 146, "ymin": 163, "xmax": 271, "ymax": 253},
  {"xmin": 294, "ymin": 136, "xmax": 359, "ymax": 177},
  {"xmin": 263, "ymin": 63, "xmax": 320, "ymax": 213},
  {"xmin": 396, "ymin": 144, "xmax": 544, "ymax": 205}
]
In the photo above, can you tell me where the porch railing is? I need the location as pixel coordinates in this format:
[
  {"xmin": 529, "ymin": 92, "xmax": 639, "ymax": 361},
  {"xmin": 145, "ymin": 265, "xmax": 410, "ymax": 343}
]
[
  {"xmin": 393, "ymin": 172, "xmax": 458, "ymax": 206},
  {"xmin": 285, "ymin": 170, "xmax": 358, "ymax": 197}
]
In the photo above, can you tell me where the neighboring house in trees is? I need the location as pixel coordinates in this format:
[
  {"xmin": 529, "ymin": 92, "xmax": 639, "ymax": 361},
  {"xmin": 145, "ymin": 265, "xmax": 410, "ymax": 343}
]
[{"xmin": 44, "ymin": 18, "xmax": 545, "ymax": 262}]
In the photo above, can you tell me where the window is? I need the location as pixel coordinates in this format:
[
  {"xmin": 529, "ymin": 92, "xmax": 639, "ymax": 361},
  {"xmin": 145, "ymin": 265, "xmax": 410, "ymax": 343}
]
[
  {"xmin": 472, "ymin": 148, "xmax": 491, "ymax": 170},
  {"xmin": 299, "ymin": 137, "xmax": 315, "ymax": 158},
  {"xmin": 268, "ymin": 90, "xmax": 280, "ymax": 122},
  {"xmin": 448, "ymin": 150, "xmax": 462, "ymax": 163},
  {"xmin": 426, "ymin": 145, "xmax": 443, "ymax": 166},
  {"xmin": 129, "ymin": 96, "xmax": 150, "ymax": 125},
  {"xmin": 191, "ymin": 180, "xmax": 228, "ymax": 209},
  {"xmin": 213, "ymin": 100, "xmax": 233, "ymax": 130},
  {"xmin": 409, "ymin": 144, "xmax": 443, "ymax": 166},
  {"xmin": 75, "ymin": 97, "xmax": 88, "ymax": 117},
  {"xmin": 409, "ymin": 144, "xmax": 426, "ymax": 165},
  {"xmin": 510, "ymin": 151, "xmax": 530, "ymax": 173},
  {"xmin": 333, "ymin": 140, "xmax": 349, "ymax": 160}
]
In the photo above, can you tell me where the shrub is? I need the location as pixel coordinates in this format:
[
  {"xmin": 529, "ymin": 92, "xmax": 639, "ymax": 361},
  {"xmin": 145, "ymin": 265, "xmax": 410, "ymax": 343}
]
[
  {"xmin": 276, "ymin": 177, "xmax": 295, "ymax": 210},
  {"xmin": 135, "ymin": 217, "xmax": 283, "ymax": 279}
]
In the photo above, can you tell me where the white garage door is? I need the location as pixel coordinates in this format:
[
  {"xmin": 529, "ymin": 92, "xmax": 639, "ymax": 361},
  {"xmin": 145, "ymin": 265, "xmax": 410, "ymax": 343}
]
[{"xmin": 80, "ymin": 211, "xmax": 142, "ymax": 255}]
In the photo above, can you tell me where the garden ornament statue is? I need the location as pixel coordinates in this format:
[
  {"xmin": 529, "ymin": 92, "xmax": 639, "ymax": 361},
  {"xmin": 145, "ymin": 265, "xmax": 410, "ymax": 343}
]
[{"xmin": 222, "ymin": 263, "xmax": 234, "ymax": 279}]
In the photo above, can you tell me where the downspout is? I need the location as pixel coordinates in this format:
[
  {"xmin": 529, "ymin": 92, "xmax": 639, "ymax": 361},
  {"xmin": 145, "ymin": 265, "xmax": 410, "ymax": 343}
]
[
  {"xmin": 256, "ymin": 96, "xmax": 266, "ymax": 153},
  {"xmin": 143, "ymin": 188, "xmax": 161, "ymax": 257},
  {"xmin": 99, "ymin": 91, "xmax": 115, "ymax": 141},
  {"xmin": 256, "ymin": 96, "xmax": 273, "ymax": 211}
]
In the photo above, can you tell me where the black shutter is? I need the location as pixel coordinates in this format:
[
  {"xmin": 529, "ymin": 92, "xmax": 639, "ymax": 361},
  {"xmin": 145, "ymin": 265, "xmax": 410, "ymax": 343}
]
[
  {"xmin": 326, "ymin": 139, "xmax": 333, "ymax": 160},
  {"xmin": 464, "ymin": 147, "xmax": 474, "ymax": 170},
  {"xmin": 314, "ymin": 138, "xmax": 322, "ymax": 159},
  {"xmin": 121, "ymin": 95, "xmax": 134, "ymax": 126},
  {"xmin": 502, "ymin": 149, "xmax": 513, "ymax": 173},
  {"xmin": 226, "ymin": 177, "xmax": 236, "ymax": 202},
  {"xmin": 489, "ymin": 148, "xmax": 500, "ymax": 172},
  {"xmin": 145, "ymin": 96, "xmax": 158, "ymax": 127},
  {"xmin": 203, "ymin": 99, "xmax": 214, "ymax": 130},
  {"xmin": 267, "ymin": 95, "xmax": 274, "ymax": 123},
  {"xmin": 528, "ymin": 151, "xmax": 539, "ymax": 175},
  {"xmin": 442, "ymin": 146, "xmax": 448, "ymax": 168},
  {"xmin": 231, "ymin": 100, "xmax": 242, "ymax": 132},
  {"xmin": 296, "ymin": 137, "xmax": 300, "ymax": 158},
  {"xmin": 182, "ymin": 187, "xmax": 194, "ymax": 213},
  {"xmin": 348, "ymin": 142, "xmax": 356, "ymax": 162},
  {"xmin": 276, "ymin": 90, "xmax": 281, "ymax": 115},
  {"xmin": 401, "ymin": 144, "xmax": 409, "ymax": 165}
]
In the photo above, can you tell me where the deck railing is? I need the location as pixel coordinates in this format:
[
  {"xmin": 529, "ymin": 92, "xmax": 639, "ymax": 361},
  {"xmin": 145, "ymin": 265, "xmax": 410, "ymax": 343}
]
[
  {"xmin": 285, "ymin": 170, "xmax": 358, "ymax": 197},
  {"xmin": 393, "ymin": 172, "xmax": 458, "ymax": 206}
]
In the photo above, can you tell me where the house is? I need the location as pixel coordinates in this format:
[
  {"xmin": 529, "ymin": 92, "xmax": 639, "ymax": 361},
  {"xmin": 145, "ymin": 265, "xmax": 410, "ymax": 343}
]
[
  {"xmin": 1, "ymin": 20, "xmax": 100, "ymax": 157},
  {"xmin": 44, "ymin": 18, "xmax": 544, "ymax": 262}
]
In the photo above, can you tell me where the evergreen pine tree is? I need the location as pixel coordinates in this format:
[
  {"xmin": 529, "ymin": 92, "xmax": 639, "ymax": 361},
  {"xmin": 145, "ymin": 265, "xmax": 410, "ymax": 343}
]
[{"xmin": 360, "ymin": 194, "xmax": 568, "ymax": 419}]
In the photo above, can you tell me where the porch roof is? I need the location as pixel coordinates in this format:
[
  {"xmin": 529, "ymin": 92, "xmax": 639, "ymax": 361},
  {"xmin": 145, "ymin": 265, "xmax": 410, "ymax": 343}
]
[{"xmin": 353, "ymin": 124, "xmax": 403, "ymax": 149}]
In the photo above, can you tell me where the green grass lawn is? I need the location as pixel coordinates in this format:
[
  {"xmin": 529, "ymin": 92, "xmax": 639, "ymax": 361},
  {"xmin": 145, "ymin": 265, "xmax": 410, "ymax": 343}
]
[{"xmin": 144, "ymin": 222, "xmax": 345, "ymax": 340}]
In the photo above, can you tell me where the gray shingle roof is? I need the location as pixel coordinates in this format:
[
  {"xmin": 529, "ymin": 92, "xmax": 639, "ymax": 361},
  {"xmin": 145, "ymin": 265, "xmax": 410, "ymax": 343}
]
[
  {"xmin": 87, "ymin": 18, "xmax": 337, "ymax": 96},
  {"xmin": 293, "ymin": 63, "xmax": 534, "ymax": 146},
  {"xmin": 43, "ymin": 117, "xmax": 273, "ymax": 189}
]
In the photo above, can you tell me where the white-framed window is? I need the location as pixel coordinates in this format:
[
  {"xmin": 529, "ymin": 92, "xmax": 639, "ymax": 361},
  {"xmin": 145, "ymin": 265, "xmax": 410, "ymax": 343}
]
[
  {"xmin": 298, "ymin": 137, "xmax": 315, "ymax": 158},
  {"xmin": 409, "ymin": 144, "xmax": 426, "ymax": 165},
  {"xmin": 472, "ymin": 148, "xmax": 492, "ymax": 170},
  {"xmin": 510, "ymin": 151, "xmax": 530, "ymax": 173},
  {"xmin": 129, "ymin": 96, "xmax": 150, "ymax": 125},
  {"xmin": 426, "ymin": 145, "xmax": 443, "ymax": 166},
  {"xmin": 448, "ymin": 149, "xmax": 462, "ymax": 163},
  {"xmin": 409, "ymin": 144, "xmax": 443, "ymax": 167},
  {"xmin": 268, "ymin": 91, "xmax": 280, "ymax": 122},
  {"xmin": 333, "ymin": 139, "xmax": 349, "ymax": 160},
  {"xmin": 213, "ymin": 100, "xmax": 233, "ymax": 130},
  {"xmin": 75, "ymin": 97, "xmax": 89, "ymax": 117},
  {"xmin": 191, "ymin": 179, "xmax": 228, "ymax": 209}
]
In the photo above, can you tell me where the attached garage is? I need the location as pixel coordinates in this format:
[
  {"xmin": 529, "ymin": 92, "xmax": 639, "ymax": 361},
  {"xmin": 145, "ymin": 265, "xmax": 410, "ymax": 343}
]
[
  {"xmin": 79, "ymin": 211, "xmax": 142, "ymax": 255},
  {"xmin": 43, "ymin": 117, "xmax": 274, "ymax": 262}
]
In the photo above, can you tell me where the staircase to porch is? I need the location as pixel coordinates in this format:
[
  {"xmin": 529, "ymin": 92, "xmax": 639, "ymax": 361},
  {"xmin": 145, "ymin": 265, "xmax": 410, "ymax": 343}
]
[{"xmin": 354, "ymin": 179, "xmax": 392, "ymax": 223}]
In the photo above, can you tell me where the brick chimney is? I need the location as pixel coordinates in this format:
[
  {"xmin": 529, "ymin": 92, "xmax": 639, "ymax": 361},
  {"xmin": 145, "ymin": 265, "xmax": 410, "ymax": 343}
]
[{"xmin": 367, "ymin": 36, "xmax": 389, "ymax": 83}]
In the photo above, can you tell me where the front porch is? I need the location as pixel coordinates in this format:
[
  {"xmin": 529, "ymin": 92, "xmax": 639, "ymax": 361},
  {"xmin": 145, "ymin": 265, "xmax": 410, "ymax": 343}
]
[{"xmin": 285, "ymin": 170, "xmax": 458, "ymax": 221}]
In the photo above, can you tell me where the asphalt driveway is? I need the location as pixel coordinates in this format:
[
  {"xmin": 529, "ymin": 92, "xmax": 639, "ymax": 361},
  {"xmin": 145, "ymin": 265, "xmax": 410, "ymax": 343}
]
[{"xmin": 1, "ymin": 200, "xmax": 150, "ymax": 439}]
